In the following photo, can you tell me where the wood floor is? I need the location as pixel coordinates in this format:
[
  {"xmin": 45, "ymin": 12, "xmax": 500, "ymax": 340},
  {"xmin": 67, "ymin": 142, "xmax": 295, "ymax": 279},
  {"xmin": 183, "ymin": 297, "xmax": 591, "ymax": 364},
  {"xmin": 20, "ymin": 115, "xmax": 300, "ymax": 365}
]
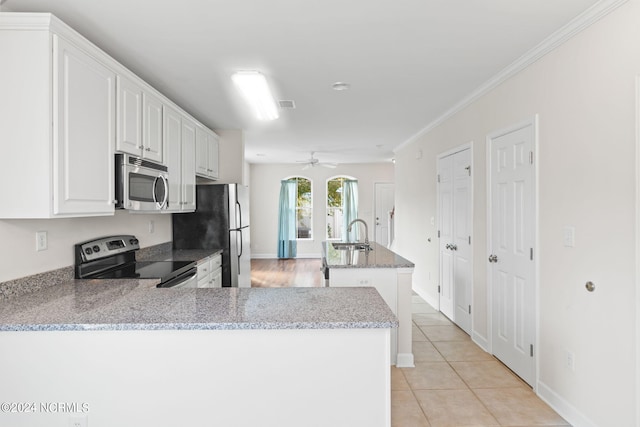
[{"xmin": 250, "ymin": 258, "xmax": 324, "ymax": 287}]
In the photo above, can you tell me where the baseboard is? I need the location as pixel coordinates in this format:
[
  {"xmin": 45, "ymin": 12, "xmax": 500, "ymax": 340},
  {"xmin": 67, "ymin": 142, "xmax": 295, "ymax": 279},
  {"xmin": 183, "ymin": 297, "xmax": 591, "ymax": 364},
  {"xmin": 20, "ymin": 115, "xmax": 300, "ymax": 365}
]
[
  {"xmin": 537, "ymin": 381, "xmax": 598, "ymax": 427},
  {"xmin": 251, "ymin": 253, "xmax": 322, "ymax": 259},
  {"xmin": 396, "ymin": 353, "xmax": 415, "ymax": 368},
  {"xmin": 471, "ymin": 332, "xmax": 489, "ymax": 353},
  {"xmin": 251, "ymin": 253, "xmax": 277, "ymax": 259},
  {"xmin": 413, "ymin": 287, "xmax": 438, "ymax": 310}
]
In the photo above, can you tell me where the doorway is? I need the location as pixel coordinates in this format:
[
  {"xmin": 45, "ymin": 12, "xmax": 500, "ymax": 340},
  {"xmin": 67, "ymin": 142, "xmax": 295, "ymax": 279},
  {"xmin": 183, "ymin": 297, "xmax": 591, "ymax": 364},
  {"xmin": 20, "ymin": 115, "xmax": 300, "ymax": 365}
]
[
  {"xmin": 374, "ymin": 183, "xmax": 395, "ymax": 247},
  {"xmin": 487, "ymin": 117, "xmax": 537, "ymax": 387},
  {"xmin": 437, "ymin": 145, "xmax": 472, "ymax": 334}
]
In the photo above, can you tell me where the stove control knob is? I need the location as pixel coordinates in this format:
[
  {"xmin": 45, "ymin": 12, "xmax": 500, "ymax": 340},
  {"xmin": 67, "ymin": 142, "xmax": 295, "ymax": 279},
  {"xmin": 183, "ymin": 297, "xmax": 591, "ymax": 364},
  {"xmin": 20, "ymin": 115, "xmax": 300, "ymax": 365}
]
[
  {"xmin": 129, "ymin": 238, "xmax": 139, "ymax": 245},
  {"xmin": 92, "ymin": 245, "xmax": 100, "ymax": 253},
  {"xmin": 84, "ymin": 247, "xmax": 93, "ymax": 255}
]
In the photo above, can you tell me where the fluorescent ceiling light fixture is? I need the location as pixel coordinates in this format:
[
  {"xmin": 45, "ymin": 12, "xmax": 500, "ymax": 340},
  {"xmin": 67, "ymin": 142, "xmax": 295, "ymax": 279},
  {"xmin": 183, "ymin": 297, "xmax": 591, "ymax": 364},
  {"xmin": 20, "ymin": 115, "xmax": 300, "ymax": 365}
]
[{"xmin": 232, "ymin": 71, "xmax": 279, "ymax": 121}]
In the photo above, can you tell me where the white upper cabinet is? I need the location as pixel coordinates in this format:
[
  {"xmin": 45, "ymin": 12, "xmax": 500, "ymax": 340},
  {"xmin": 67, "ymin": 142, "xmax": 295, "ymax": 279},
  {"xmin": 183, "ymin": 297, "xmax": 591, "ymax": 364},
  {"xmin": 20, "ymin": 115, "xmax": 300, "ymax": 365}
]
[
  {"xmin": 117, "ymin": 75, "xmax": 163, "ymax": 163},
  {"xmin": 53, "ymin": 36, "xmax": 116, "ymax": 216},
  {"xmin": 0, "ymin": 16, "xmax": 116, "ymax": 218},
  {"xmin": 164, "ymin": 105, "xmax": 182, "ymax": 212},
  {"xmin": 195, "ymin": 125, "xmax": 219, "ymax": 180},
  {"xmin": 164, "ymin": 105, "xmax": 196, "ymax": 212},
  {"xmin": 0, "ymin": 13, "xmax": 215, "ymax": 217},
  {"xmin": 143, "ymin": 91, "xmax": 164, "ymax": 163},
  {"xmin": 181, "ymin": 117, "xmax": 197, "ymax": 211},
  {"xmin": 116, "ymin": 75, "xmax": 142, "ymax": 155}
]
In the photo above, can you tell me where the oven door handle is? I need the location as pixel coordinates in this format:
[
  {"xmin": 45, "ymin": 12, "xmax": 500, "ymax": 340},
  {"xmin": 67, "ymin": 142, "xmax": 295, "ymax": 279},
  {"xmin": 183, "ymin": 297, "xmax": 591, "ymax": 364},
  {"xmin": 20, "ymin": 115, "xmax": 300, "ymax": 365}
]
[{"xmin": 157, "ymin": 269, "xmax": 197, "ymax": 288}]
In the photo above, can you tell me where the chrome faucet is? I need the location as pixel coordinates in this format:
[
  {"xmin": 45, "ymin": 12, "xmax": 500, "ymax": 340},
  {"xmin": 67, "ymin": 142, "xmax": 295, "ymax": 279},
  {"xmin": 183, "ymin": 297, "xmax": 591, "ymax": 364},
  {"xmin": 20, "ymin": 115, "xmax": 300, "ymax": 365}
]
[{"xmin": 347, "ymin": 219, "xmax": 369, "ymax": 245}]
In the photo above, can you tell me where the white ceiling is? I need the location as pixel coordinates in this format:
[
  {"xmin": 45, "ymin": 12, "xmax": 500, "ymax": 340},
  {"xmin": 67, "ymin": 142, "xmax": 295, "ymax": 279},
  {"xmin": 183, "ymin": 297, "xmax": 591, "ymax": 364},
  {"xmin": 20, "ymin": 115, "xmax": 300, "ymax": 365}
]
[{"xmin": 4, "ymin": 0, "xmax": 602, "ymax": 165}]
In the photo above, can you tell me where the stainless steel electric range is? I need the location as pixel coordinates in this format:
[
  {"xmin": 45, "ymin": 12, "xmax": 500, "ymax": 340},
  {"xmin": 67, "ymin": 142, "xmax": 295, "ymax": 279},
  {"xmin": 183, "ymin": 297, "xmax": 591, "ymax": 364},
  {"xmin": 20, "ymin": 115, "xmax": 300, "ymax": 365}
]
[{"xmin": 74, "ymin": 235, "xmax": 197, "ymax": 288}]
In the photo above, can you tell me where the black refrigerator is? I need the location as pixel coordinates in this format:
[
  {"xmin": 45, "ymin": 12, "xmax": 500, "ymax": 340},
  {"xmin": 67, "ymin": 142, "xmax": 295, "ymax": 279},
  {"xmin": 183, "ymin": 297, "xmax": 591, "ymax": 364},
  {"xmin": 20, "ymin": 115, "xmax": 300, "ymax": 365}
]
[{"xmin": 172, "ymin": 184, "xmax": 250, "ymax": 287}]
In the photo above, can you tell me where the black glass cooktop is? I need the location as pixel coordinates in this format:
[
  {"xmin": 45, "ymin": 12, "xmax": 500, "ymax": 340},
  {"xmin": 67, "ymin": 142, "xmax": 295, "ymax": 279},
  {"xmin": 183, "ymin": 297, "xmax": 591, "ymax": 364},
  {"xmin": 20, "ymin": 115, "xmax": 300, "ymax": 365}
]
[{"xmin": 92, "ymin": 261, "xmax": 195, "ymax": 280}]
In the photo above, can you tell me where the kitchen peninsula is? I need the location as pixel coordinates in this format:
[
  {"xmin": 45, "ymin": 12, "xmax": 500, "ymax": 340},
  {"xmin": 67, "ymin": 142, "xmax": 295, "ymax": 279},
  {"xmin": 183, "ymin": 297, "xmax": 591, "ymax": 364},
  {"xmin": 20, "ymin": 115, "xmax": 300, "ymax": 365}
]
[
  {"xmin": 323, "ymin": 241, "xmax": 415, "ymax": 367},
  {"xmin": 0, "ymin": 282, "xmax": 396, "ymax": 427}
]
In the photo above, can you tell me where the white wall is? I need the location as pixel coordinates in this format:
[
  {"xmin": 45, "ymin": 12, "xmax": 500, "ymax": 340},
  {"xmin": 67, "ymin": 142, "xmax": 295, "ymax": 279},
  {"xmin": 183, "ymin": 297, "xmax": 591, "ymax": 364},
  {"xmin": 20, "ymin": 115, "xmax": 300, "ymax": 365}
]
[
  {"xmin": 0, "ymin": 212, "xmax": 171, "ymax": 282},
  {"xmin": 212, "ymin": 129, "xmax": 247, "ymax": 185},
  {"xmin": 394, "ymin": 1, "xmax": 638, "ymax": 426},
  {"xmin": 250, "ymin": 163, "xmax": 394, "ymax": 258}
]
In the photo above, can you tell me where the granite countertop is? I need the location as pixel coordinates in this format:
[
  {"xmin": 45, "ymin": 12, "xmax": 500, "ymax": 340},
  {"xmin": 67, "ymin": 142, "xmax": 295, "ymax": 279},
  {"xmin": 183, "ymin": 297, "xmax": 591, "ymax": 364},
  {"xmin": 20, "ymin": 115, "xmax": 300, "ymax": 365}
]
[
  {"xmin": 0, "ymin": 281, "xmax": 397, "ymax": 332},
  {"xmin": 152, "ymin": 248, "xmax": 222, "ymax": 263},
  {"xmin": 323, "ymin": 241, "xmax": 415, "ymax": 269},
  {"xmin": 135, "ymin": 245, "xmax": 221, "ymax": 263}
]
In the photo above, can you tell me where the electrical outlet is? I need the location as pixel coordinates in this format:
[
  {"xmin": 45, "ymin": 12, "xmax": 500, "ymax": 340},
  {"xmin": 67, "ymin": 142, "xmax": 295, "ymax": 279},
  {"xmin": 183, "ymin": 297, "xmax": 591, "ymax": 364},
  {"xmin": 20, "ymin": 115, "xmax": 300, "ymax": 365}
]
[
  {"xmin": 565, "ymin": 351, "xmax": 575, "ymax": 371},
  {"xmin": 68, "ymin": 415, "xmax": 88, "ymax": 427},
  {"xmin": 36, "ymin": 231, "xmax": 48, "ymax": 251},
  {"xmin": 562, "ymin": 226, "xmax": 575, "ymax": 247}
]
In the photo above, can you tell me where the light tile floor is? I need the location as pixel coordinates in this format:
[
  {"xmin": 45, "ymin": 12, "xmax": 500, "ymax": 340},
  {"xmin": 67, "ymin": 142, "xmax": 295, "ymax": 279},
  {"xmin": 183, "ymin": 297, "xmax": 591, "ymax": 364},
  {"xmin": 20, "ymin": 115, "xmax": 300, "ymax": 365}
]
[{"xmin": 391, "ymin": 295, "xmax": 571, "ymax": 427}]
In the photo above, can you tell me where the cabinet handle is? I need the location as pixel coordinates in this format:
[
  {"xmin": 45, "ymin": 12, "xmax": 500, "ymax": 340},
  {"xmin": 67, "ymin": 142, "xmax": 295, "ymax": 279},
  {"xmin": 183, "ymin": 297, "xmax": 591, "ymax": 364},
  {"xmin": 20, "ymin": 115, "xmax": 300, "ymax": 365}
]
[
  {"xmin": 145, "ymin": 147, "xmax": 151, "ymax": 151},
  {"xmin": 138, "ymin": 145, "xmax": 143, "ymax": 149}
]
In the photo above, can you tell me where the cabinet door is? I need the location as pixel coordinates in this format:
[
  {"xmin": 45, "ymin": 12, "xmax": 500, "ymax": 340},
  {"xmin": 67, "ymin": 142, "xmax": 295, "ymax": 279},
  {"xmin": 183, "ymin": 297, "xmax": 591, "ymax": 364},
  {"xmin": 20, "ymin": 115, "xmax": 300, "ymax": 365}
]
[
  {"xmin": 195, "ymin": 125, "xmax": 209, "ymax": 177},
  {"xmin": 143, "ymin": 91, "xmax": 163, "ymax": 163},
  {"xmin": 163, "ymin": 105, "xmax": 182, "ymax": 212},
  {"xmin": 181, "ymin": 117, "xmax": 197, "ymax": 211},
  {"xmin": 116, "ymin": 75, "xmax": 143, "ymax": 156},
  {"xmin": 52, "ymin": 36, "xmax": 116, "ymax": 216},
  {"xmin": 197, "ymin": 257, "xmax": 212, "ymax": 287},
  {"xmin": 208, "ymin": 132, "xmax": 219, "ymax": 179},
  {"xmin": 211, "ymin": 267, "xmax": 222, "ymax": 288}
]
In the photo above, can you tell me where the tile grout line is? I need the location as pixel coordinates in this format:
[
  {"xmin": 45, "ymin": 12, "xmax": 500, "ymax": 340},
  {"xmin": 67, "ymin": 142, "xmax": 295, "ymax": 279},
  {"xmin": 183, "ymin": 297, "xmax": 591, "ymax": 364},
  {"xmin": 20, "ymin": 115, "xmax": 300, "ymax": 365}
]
[{"xmin": 411, "ymin": 314, "xmax": 507, "ymax": 426}]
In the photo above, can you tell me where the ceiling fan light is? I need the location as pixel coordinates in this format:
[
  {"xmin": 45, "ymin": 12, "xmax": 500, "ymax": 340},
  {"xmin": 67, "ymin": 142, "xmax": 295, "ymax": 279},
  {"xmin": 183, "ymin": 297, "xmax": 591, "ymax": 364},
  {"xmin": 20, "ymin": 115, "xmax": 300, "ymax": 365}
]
[{"xmin": 232, "ymin": 71, "xmax": 279, "ymax": 121}]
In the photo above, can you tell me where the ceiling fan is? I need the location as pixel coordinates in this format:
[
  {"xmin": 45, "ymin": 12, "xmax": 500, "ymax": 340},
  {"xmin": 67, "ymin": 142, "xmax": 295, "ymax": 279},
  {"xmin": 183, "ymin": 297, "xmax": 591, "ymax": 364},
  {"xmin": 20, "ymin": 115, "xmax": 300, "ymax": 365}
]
[{"xmin": 296, "ymin": 152, "xmax": 337, "ymax": 170}]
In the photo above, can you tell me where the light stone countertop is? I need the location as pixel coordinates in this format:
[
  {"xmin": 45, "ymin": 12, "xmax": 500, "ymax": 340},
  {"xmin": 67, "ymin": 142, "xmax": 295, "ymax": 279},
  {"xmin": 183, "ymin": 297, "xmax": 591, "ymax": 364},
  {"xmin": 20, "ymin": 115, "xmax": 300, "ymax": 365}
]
[
  {"xmin": 0, "ymin": 282, "xmax": 397, "ymax": 332},
  {"xmin": 164, "ymin": 249, "xmax": 222, "ymax": 262},
  {"xmin": 135, "ymin": 244, "xmax": 221, "ymax": 263},
  {"xmin": 323, "ymin": 241, "xmax": 415, "ymax": 269}
]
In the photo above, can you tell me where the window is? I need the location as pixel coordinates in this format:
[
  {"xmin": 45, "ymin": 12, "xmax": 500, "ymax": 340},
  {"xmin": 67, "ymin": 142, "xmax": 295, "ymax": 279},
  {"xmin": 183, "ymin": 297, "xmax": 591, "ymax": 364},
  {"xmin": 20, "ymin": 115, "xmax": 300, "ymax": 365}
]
[
  {"xmin": 326, "ymin": 176, "xmax": 357, "ymax": 240},
  {"xmin": 291, "ymin": 177, "xmax": 312, "ymax": 239}
]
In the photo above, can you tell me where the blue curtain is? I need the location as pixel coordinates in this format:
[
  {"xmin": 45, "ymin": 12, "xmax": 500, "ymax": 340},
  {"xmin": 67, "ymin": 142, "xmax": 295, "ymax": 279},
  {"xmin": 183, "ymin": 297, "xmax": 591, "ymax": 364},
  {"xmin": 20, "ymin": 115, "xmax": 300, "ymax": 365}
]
[
  {"xmin": 342, "ymin": 179, "xmax": 359, "ymax": 242},
  {"xmin": 277, "ymin": 179, "xmax": 297, "ymax": 258}
]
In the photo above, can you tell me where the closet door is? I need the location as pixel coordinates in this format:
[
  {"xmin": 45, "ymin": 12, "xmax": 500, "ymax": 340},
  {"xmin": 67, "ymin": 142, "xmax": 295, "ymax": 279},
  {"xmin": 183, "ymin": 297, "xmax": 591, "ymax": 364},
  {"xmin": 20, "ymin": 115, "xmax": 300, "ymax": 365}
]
[
  {"xmin": 438, "ymin": 155, "xmax": 455, "ymax": 320},
  {"xmin": 452, "ymin": 149, "xmax": 472, "ymax": 334},
  {"xmin": 437, "ymin": 147, "xmax": 472, "ymax": 334}
]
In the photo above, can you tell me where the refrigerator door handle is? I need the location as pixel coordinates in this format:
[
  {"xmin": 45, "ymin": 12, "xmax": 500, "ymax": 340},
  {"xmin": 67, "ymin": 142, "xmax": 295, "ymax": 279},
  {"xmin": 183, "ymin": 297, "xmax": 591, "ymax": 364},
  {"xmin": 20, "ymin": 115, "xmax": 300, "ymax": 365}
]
[
  {"xmin": 236, "ymin": 201, "xmax": 242, "ymax": 229},
  {"xmin": 237, "ymin": 228, "xmax": 243, "ymax": 274}
]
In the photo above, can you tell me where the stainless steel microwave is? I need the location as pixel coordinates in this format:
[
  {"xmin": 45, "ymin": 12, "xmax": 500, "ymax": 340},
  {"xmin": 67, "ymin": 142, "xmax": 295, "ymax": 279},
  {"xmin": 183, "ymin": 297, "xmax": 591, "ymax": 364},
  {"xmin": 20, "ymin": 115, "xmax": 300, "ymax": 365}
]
[{"xmin": 115, "ymin": 154, "xmax": 169, "ymax": 211}]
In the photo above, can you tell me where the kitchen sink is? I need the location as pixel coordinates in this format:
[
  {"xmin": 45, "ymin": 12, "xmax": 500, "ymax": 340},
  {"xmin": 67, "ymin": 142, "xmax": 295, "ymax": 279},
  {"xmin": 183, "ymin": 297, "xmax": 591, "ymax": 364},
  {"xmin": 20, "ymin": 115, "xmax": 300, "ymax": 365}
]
[{"xmin": 331, "ymin": 242, "xmax": 373, "ymax": 251}]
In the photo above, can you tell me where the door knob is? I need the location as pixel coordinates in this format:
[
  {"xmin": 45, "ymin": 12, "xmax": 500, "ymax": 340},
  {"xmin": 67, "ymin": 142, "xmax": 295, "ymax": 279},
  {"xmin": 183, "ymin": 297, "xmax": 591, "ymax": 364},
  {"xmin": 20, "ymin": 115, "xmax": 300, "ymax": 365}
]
[
  {"xmin": 488, "ymin": 254, "xmax": 498, "ymax": 263},
  {"xmin": 445, "ymin": 244, "xmax": 451, "ymax": 250},
  {"xmin": 451, "ymin": 244, "xmax": 458, "ymax": 251}
]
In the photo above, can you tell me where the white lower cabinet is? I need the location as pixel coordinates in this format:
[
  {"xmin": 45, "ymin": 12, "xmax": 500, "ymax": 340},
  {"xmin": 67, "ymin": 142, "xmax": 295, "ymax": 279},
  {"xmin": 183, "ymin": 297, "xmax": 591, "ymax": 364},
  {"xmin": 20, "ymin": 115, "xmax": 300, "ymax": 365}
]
[
  {"xmin": 328, "ymin": 266, "xmax": 414, "ymax": 367},
  {"xmin": 198, "ymin": 254, "xmax": 222, "ymax": 288},
  {"xmin": 329, "ymin": 269, "xmax": 398, "ymax": 362}
]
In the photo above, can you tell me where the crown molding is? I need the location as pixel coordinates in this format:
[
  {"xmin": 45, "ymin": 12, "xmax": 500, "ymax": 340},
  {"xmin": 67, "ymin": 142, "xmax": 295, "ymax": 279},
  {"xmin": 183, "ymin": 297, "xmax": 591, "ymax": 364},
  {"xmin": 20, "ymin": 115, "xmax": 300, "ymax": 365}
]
[{"xmin": 394, "ymin": 0, "xmax": 630, "ymax": 154}]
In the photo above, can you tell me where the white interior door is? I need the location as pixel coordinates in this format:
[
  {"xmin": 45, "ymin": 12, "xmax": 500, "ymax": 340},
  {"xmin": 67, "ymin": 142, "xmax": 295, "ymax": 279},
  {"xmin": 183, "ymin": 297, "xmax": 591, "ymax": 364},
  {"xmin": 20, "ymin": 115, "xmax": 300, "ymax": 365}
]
[
  {"xmin": 374, "ymin": 183, "xmax": 395, "ymax": 247},
  {"xmin": 488, "ymin": 120, "xmax": 536, "ymax": 386},
  {"xmin": 438, "ymin": 155, "xmax": 454, "ymax": 320},
  {"xmin": 452, "ymin": 150, "xmax": 472, "ymax": 334},
  {"xmin": 438, "ymin": 148, "xmax": 472, "ymax": 331}
]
